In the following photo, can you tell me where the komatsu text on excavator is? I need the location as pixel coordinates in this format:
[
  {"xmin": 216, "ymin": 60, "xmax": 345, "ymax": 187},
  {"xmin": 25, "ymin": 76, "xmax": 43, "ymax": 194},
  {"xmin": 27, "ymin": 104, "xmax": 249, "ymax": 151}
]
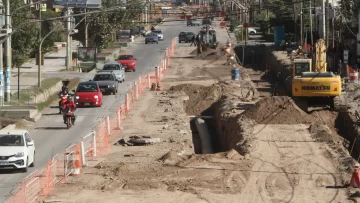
[{"xmin": 291, "ymin": 39, "xmax": 346, "ymax": 112}]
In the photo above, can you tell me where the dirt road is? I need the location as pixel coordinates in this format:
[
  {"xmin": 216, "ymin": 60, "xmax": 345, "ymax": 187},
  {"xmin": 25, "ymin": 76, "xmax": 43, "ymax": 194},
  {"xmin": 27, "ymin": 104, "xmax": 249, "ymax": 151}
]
[{"xmin": 45, "ymin": 23, "xmax": 356, "ymax": 203}]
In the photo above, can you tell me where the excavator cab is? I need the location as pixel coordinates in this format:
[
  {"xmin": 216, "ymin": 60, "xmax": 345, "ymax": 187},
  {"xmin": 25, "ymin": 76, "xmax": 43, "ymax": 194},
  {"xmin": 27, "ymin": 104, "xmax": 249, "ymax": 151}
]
[{"xmin": 292, "ymin": 59, "xmax": 312, "ymax": 78}]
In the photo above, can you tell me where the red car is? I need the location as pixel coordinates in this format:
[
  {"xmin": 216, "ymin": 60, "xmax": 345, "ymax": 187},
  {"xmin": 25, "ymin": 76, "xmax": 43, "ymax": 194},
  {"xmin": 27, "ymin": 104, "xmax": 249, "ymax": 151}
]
[
  {"xmin": 74, "ymin": 81, "xmax": 103, "ymax": 107},
  {"xmin": 117, "ymin": 54, "xmax": 137, "ymax": 72}
]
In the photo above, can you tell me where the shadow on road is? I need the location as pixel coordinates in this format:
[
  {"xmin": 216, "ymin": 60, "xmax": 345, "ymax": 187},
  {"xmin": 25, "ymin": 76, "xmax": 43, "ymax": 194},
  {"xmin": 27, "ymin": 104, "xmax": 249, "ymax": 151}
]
[
  {"xmin": 0, "ymin": 169, "xmax": 24, "ymax": 174},
  {"xmin": 42, "ymin": 113, "xmax": 61, "ymax": 116},
  {"xmin": 44, "ymin": 56, "xmax": 65, "ymax": 59},
  {"xmin": 34, "ymin": 127, "xmax": 66, "ymax": 130}
]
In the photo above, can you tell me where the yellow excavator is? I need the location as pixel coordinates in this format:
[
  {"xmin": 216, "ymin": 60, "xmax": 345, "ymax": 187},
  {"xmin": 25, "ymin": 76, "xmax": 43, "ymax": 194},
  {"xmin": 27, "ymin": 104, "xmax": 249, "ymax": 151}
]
[{"xmin": 291, "ymin": 39, "xmax": 346, "ymax": 112}]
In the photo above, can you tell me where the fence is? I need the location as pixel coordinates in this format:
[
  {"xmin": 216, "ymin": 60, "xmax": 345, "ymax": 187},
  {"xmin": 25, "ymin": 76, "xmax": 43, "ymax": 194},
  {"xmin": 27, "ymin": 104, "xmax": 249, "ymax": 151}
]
[
  {"xmin": 5, "ymin": 86, "xmax": 38, "ymax": 106},
  {"xmin": 4, "ymin": 38, "xmax": 177, "ymax": 203}
]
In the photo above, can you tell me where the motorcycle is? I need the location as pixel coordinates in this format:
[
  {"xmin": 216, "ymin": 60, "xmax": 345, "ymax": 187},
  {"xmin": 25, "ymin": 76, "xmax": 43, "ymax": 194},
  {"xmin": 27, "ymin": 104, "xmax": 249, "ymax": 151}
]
[
  {"xmin": 64, "ymin": 111, "xmax": 75, "ymax": 129},
  {"xmin": 58, "ymin": 94, "xmax": 68, "ymax": 114}
]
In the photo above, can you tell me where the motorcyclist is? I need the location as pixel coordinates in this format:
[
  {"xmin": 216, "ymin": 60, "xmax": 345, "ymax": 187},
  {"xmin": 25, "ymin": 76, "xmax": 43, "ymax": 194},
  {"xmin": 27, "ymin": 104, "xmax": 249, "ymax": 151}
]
[
  {"xmin": 58, "ymin": 85, "xmax": 69, "ymax": 113},
  {"xmin": 151, "ymin": 26, "xmax": 155, "ymax": 31},
  {"xmin": 63, "ymin": 96, "xmax": 76, "ymax": 125}
]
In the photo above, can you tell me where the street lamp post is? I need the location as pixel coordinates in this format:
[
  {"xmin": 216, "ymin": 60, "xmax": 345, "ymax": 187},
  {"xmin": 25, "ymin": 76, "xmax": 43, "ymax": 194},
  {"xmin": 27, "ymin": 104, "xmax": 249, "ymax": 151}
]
[{"xmin": 38, "ymin": 24, "xmax": 62, "ymax": 87}]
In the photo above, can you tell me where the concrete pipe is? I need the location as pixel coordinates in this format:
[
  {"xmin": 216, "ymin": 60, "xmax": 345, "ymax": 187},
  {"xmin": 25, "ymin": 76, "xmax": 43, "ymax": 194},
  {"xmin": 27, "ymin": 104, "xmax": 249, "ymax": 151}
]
[{"xmin": 195, "ymin": 118, "xmax": 213, "ymax": 154}]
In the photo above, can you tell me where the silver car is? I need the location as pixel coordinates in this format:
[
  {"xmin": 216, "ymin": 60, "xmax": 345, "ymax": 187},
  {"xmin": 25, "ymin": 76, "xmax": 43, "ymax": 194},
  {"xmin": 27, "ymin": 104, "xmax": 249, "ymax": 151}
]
[{"xmin": 100, "ymin": 62, "xmax": 125, "ymax": 83}]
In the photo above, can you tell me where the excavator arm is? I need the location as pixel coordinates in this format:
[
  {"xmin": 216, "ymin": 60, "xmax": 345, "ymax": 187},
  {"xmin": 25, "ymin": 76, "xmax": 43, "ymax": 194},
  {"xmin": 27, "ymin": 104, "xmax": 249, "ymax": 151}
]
[{"xmin": 314, "ymin": 39, "xmax": 327, "ymax": 72}]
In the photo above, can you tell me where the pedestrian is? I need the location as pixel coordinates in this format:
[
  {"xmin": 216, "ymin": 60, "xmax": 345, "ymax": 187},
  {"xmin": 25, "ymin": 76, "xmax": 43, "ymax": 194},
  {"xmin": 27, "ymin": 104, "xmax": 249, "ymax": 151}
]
[{"xmin": 190, "ymin": 35, "xmax": 196, "ymax": 47}]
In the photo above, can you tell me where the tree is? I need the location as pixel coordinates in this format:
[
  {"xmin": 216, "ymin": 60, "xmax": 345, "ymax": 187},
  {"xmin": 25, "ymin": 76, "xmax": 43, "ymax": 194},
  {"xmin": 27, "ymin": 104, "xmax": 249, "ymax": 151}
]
[
  {"xmin": 9, "ymin": 0, "xmax": 39, "ymax": 68},
  {"xmin": 254, "ymin": 0, "xmax": 295, "ymax": 34},
  {"xmin": 72, "ymin": 0, "xmax": 143, "ymax": 51}
]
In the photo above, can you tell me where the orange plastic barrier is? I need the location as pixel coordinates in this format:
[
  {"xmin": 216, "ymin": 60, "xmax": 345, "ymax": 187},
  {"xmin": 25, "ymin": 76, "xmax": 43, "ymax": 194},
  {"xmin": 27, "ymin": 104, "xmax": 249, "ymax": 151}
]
[
  {"xmin": 96, "ymin": 121, "xmax": 110, "ymax": 157},
  {"xmin": 5, "ymin": 37, "xmax": 178, "ymax": 203}
]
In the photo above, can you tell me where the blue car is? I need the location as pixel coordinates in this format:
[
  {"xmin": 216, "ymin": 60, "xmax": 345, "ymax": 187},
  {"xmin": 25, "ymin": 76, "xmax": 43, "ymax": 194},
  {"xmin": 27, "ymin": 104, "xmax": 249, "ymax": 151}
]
[{"xmin": 145, "ymin": 33, "xmax": 159, "ymax": 44}]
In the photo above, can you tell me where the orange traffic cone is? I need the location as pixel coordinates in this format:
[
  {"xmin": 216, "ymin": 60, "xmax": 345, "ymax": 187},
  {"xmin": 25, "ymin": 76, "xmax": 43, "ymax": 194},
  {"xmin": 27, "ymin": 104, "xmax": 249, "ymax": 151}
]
[{"xmin": 350, "ymin": 164, "xmax": 360, "ymax": 188}]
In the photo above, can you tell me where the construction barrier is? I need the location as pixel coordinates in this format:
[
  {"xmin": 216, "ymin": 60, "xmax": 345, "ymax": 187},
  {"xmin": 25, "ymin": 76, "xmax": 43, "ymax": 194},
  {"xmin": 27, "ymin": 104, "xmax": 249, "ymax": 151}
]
[
  {"xmin": 5, "ymin": 37, "xmax": 177, "ymax": 203},
  {"xmin": 348, "ymin": 65, "xmax": 359, "ymax": 83}
]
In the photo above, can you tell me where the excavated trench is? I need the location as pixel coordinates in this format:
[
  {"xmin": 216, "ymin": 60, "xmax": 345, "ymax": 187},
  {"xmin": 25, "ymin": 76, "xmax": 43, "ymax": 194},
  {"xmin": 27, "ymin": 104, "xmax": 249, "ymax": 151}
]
[
  {"xmin": 169, "ymin": 84, "xmax": 226, "ymax": 154},
  {"xmin": 235, "ymin": 45, "xmax": 360, "ymax": 161}
]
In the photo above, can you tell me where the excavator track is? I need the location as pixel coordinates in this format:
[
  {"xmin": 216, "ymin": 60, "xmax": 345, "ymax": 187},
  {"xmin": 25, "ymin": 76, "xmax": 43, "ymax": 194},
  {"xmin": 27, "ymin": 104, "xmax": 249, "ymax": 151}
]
[{"xmin": 293, "ymin": 96, "xmax": 349, "ymax": 113}]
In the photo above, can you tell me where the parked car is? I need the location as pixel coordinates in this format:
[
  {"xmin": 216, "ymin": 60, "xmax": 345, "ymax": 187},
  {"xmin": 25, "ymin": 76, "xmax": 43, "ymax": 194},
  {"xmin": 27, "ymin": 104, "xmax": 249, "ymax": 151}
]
[
  {"xmin": 234, "ymin": 25, "xmax": 257, "ymax": 35},
  {"xmin": 74, "ymin": 81, "xmax": 103, "ymax": 107},
  {"xmin": 0, "ymin": 130, "xmax": 35, "ymax": 172},
  {"xmin": 152, "ymin": 29, "xmax": 164, "ymax": 41},
  {"xmin": 187, "ymin": 19, "xmax": 201, "ymax": 26},
  {"xmin": 178, "ymin": 32, "xmax": 195, "ymax": 43},
  {"xmin": 101, "ymin": 61, "xmax": 125, "ymax": 82},
  {"xmin": 92, "ymin": 72, "xmax": 118, "ymax": 95},
  {"xmin": 145, "ymin": 33, "xmax": 159, "ymax": 44},
  {"xmin": 116, "ymin": 54, "xmax": 137, "ymax": 72}
]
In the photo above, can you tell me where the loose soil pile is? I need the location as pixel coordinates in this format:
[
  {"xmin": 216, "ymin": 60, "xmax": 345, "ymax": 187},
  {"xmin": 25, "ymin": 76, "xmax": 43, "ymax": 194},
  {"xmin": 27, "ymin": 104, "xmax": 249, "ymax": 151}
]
[
  {"xmin": 242, "ymin": 96, "xmax": 316, "ymax": 124},
  {"xmin": 169, "ymin": 84, "xmax": 222, "ymax": 115},
  {"xmin": 0, "ymin": 117, "xmax": 19, "ymax": 129},
  {"xmin": 169, "ymin": 82, "xmax": 249, "ymax": 115}
]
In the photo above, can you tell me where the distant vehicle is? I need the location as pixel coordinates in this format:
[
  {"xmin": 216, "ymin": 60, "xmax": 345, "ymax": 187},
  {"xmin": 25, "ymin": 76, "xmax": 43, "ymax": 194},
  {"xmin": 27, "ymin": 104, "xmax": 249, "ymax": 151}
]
[
  {"xmin": 187, "ymin": 19, "xmax": 201, "ymax": 26},
  {"xmin": 92, "ymin": 72, "xmax": 118, "ymax": 95},
  {"xmin": 234, "ymin": 25, "xmax": 257, "ymax": 35},
  {"xmin": 152, "ymin": 29, "xmax": 164, "ymax": 41},
  {"xmin": 145, "ymin": 33, "xmax": 159, "ymax": 44},
  {"xmin": 101, "ymin": 61, "xmax": 125, "ymax": 82},
  {"xmin": 116, "ymin": 54, "xmax": 137, "ymax": 72},
  {"xmin": 202, "ymin": 18, "xmax": 212, "ymax": 25},
  {"xmin": 0, "ymin": 130, "xmax": 35, "ymax": 172},
  {"xmin": 178, "ymin": 32, "xmax": 195, "ymax": 43},
  {"xmin": 74, "ymin": 81, "xmax": 103, "ymax": 107}
]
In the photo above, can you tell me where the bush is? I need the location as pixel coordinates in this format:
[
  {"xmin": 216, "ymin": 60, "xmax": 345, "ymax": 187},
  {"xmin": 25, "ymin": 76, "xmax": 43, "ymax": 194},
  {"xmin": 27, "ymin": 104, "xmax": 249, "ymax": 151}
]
[{"xmin": 229, "ymin": 19, "xmax": 239, "ymax": 32}]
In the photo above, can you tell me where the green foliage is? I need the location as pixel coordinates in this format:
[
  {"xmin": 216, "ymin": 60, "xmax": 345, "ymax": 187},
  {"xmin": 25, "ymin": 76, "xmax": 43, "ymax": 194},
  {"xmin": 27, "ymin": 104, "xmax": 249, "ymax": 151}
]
[
  {"xmin": 254, "ymin": 0, "xmax": 294, "ymax": 33},
  {"xmin": 235, "ymin": 30, "xmax": 243, "ymax": 43},
  {"xmin": 9, "ymin": 1, "xmax": 64, "ymax": 67},
  {"xmin": 229, "ymin": 19, "xmax": 239, "ymax": 32},
  {"xmin": 255, "ymin": 10, "xmax": 275, "ymax": 33},
  {"xmin": 9, "ymin": 0, "xmax": 39, "ymax": 67},
  {"xmin": 73, "ymin": 0, "xmax": 143, "ymax": 50},
  {"xmin": 38, "ymin": 10, "xmax": 64, "ymax": 53}
]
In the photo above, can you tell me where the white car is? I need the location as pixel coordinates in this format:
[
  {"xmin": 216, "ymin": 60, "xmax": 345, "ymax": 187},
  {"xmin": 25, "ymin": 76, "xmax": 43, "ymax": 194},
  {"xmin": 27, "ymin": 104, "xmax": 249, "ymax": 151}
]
[
  {"xmin": 0, "ymin": 130, "xmax": 35, "ymax": 172},
  {"xmin": 152, "ymin": 29, "xmax": 164, "ymax": 41},
  {"xmin": 234, "ymin": 26, "xmax": 257, "ymax": 35}
]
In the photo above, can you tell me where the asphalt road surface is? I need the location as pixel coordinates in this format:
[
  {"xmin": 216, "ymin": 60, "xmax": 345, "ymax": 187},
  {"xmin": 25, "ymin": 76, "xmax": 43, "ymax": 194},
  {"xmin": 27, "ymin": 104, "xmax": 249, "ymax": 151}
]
[{"xmin": 0, "ymin": 20, "xmax": 201, "ymax": 202}]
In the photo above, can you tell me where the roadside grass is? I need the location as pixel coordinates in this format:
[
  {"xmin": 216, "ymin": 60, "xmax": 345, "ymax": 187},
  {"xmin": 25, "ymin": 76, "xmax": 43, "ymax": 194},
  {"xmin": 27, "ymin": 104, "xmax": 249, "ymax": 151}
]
[
  {"xmin": 36, "ymin": 78, "xmax": 80, "ymax": 111},
  {"xmin": 9, "ymin": 78, "xmax": 62, "ymax": 105}
]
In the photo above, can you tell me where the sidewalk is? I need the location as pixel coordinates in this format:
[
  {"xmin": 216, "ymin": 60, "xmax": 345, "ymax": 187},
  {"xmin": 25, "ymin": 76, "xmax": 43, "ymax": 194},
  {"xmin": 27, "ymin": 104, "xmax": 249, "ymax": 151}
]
[{"xmin": 20, "ymin": 40, "xmax": 81, "ymax": 73}]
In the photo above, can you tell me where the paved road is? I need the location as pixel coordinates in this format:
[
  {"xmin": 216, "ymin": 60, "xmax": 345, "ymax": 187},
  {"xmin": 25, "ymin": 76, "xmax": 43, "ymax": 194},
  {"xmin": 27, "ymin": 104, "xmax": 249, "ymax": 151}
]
[{"xmin": 0, "ymin": 20, "xmax": 202, "ymax": 201}]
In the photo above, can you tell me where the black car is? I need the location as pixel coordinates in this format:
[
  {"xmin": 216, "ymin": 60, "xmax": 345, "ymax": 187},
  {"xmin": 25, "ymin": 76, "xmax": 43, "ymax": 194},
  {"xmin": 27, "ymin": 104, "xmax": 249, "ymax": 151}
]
[
  {"xmin": 92, "ymin": 72, "xmax": 118, "ymax": 95},
  {"xmin": 202, "ymin": 18, "xmax": 212, "ymax": 25},
  {"xmin": 178, "ymin": 32, "xmax": 195, "ymax": 43}
]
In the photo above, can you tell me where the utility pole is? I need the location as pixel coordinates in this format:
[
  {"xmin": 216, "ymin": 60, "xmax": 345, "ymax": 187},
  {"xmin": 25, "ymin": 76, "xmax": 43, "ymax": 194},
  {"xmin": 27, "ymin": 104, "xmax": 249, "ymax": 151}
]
[
  {"xmin": 300, "ymin": 1, "xmax": 303, "ymax": 46},
  {"xmin": 85, "ymin": 6, "xmax": 88, "ymax": 47},
  {"xmin": 321, "ymin": 0, "xmax": 326, "ymax": 39},
  {"xmin": 357, "ymin": 11, "xmax": 360, "ymax": 60},
  {"xmin": 309, "ymin": 0, "xmax": 313, "ymax": 47},
  {"xmin": 4, "ymin": 0, "xmax": 10, "ymax": 102},
  {"xmin": 0, "ymin": 1, "xmax": 4, "ymax": 106},
  {"xmin": 38, "ymin": 1, "xmax": 42, "ymax": 87},
  {"xmin": 66, "ymin": 8, "xmax": 71, "ymax": 70},
  {"xmin": 325, "ymin": 0, "xmax": 329, "ymax": 46}
]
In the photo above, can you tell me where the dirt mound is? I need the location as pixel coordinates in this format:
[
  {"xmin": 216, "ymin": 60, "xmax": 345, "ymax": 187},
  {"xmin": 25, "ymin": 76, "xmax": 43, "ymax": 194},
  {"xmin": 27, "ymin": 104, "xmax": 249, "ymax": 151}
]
[
  {"xmin": 169, "ymin": 84, "xmax": 222, "ymax": 115},
  {"xmin": 159, "ymin": 150, "xmax": 186, "ymax": 165},
  {"xmin": 193, "ymin": 48, "xmax": 228, "ymax": 61},
  {"xmin": 243, "ymin": 96, "xmax": 315, "ymax": 124},
  {"xmin": 0, "ymin": 117, "xmax": 18, "ymax": 129}
]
